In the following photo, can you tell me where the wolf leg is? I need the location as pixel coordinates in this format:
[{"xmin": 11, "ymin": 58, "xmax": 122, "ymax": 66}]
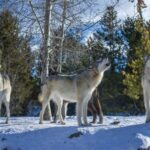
[
  {"xmin": 43, "ymin": 102, "xmax": 52, "ymax": 121},
  {"xmin": 39, "ymin": 100, "xmax": 49, "ymax": 124},
  {"xmin": 94, "ymin": 99, "xmax": 103, "ymax": 124},
  {"xmin": 0, "ymin": 101, "xmax": 2, "ymax": 116},
  {"xmin": 55, "ymin": 98, "xmax": 65, "ymax": 125},
  {"xmin": 62, "ymin": 101, "xmax": 68, "ymax": 120},
  {"xmin": 4, "ymin": 89, "xmax": 11, "ymax": 124},
  {"xmin": 83, "ymin": 101, "xmax": 88, "ymax": 125},
  {"xmin": 47, "ymin": 102, "xmax": 52, "ymax": 122},
  {"xmin": 53, "ymin": 102, "xmax": 58, "ymax": 123},
  {"xmin": 83, "ymin": 96, "xmax": 91, "ymax": 125},
  {"xmin": 88, "ymin": 102, "xmax": 97, "ymax": 123},
  {"xmin": 146, "ymin": 92, "xmax": 150, "ymax": 123},
  {"xmin": 76, "ymin": 101, "xmax": 83, "ymax": 126},
  {"xmin": 143, "ymin": 90, "xmax": 150, "ymax": 123},
  {"xmin": 89, "ymin": 108, "xmax": 97, "ymax": 124},
  {"xmin": 4, "ymin": 101, "xmax": 10, "ymax": 124},
  {"xmin": 0, "ymin": 93, "xmax": 5, "ymax": 117}
]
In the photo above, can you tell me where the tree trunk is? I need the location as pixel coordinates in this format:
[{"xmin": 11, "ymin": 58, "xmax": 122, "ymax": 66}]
[
  {"xmin": 41, "ymin": 0, "xmax": 53, "ymax": 120},
  {"xmin": 57, "ymin": 0, "xmax": 67, "ymax": 73},
  {"xmin": 41, "ymin": 0, "xmax": 52, "ymax": 83}
]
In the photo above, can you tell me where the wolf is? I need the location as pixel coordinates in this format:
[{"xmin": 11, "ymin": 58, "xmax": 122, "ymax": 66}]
[
  {"xmin": 39, "ymin": 58, "xmax": 110, "ymax": 126},
  {"xmin": 0, "ymin": 73, "xmax": 11, "ymax": 124},
  {"xmin": 46, "ymin": 69, "xmax": 103, "ymax": 124},
  {"xmin": 88, "ymin": 88, "xmax": 103, "ymax": 124},
  {"xmin": 142, "ymin": 56, "xmax": 150, "ymax": 123}
]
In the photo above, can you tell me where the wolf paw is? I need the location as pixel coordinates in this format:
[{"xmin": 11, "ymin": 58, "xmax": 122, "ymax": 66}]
[
  {"xmin": 51, "ymin": 121, "xmax": 57, "ymax": 123},
  {"xmin": 5, "ymin": 118, "xmax": 10, "ymax": 124},
  {"xmin": 39, "ymin": 121, "xmax": 43, "ymax": 124},
  {"xmin": 5, "ymin": 120, "xmax": 10, "ymax": 124},
  {"xmin": 78, "ymin": 123, "xmax": 84, "ymax": 126},
  {"xmin": 97, "ymin": 121, "xmax": 103, "ymax": 124},
  {"xmin": 98, "ymin": 117, "xmax": 103, "ymax": 124},
  {"xmin": 60, "ymin": 121, "xmax": 66, "ymax": 125},
  {"xmin": 90, "ymin": 121, "xmax": 96, "ymax": 124},
  {"xmin": 82, "ymin": 123, "xmax": 92, "ymax": 126}
]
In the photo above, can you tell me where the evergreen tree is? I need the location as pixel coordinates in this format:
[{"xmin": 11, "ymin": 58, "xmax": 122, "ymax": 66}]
[
  {"xmin": 87, "ymin": 36, "xmax": 106, "ymax": 63},
  {"xmin": 123, "ymin": 20, "xmax": 150, "ymax": 100},
  {"xmin": 93, "ymin": 6, "xmax": 123, "ymax": 71},
  {"xmin": 0, "ymin": 10, "xmax": 36, "ymax": 115},
  {"xmin": 122, "ymin": 17, "xmax": 141, "ymax": 63},
  {"xmin": 123, "ymin": 0, "xmax": 149, "ymax": 103}
]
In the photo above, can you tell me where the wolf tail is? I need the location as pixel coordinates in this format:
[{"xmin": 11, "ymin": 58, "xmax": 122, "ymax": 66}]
[
  {"xmin": 38, "ymin": 84, "xmax": 47, "ymax": 103},
  {"xmin": 38, "ymin": 93, "xmax": 43, "ymax": 103}
]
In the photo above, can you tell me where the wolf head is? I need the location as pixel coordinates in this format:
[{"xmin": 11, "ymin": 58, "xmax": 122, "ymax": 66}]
[{"xmin": 96, "ymin": 58, "xmax": 111, "ymax": 72}]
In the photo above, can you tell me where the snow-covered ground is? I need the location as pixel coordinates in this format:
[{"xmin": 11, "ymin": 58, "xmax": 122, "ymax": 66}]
[{"xmin": 0, "ymin": 116, "xmax": 150, "ymax": 150}]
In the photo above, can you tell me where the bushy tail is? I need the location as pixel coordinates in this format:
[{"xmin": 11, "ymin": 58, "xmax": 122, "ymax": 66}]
[
  {"xmin": 38, "ymin": 84, "xmax": 47, "ymax": 103},
  {"xmin": 38, "ymin": 93, "xmax": 43, "ymax": 103}
]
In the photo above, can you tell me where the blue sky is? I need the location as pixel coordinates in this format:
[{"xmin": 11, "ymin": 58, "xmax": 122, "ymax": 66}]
[
  {"xmin": 115, "ymin": 0, "xmax": 150, "ymax": 20},
  {"xmin": 80, "ymin": 0, "xmax": 150, "ymax": 43},
  {"xmin": 82, "ymin": 0, "xmax": 150, "ymax": 23}
]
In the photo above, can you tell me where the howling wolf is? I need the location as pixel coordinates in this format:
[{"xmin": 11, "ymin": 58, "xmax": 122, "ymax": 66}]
[
  {"xmin": 39, "ymin": 58, "xmax": 110, "ymax": 126},
  {"xmin": 0, "ymin": 73, "xmax": 11, "ymax": 124},
  {"xmin": 142, "ymin": 56, "xmax": 150, "ymax": 123}
]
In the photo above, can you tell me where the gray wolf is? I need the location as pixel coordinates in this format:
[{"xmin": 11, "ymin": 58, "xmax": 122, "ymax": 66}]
[
  {"xmin": 88, "ymin": 88, "xmax": 103, "ymax": 124},
  {"xmin": 0, "ymin": 73, "xmax": 11, "ymax": 124},
  {"xmin": 39, "ymin": 58, "xmax": 110, "ymax": 126},
  {"xmin": 142, "ymin": 56, "xmax": 150, "ymax": 123}
]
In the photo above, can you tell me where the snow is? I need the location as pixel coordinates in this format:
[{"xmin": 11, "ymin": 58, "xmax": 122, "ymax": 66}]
[{"xmin": 0, "ymin": 116, "xmax": 150, "ymax": 150}]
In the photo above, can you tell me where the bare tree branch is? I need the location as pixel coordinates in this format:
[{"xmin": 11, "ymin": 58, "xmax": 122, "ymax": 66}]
[{"xmin": 28, "ymin": 0, "xmax": 44, "ymax": 38}]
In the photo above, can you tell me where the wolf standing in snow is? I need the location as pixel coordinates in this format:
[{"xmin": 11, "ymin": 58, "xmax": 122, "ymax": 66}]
[
  {"xmin": 142, "ymin": 56, "xmax": 150, "ymax": 123},
  {"xmin": 88, "ymin": 88, "xmax": 103, "ymax": 124},
  {"xmin": 0, "ymin": 73, "xmax": 11, "ymax": 124},
  {"xmin": 39, "ymin": 58, "xmax": 110, "ymax": 126}
]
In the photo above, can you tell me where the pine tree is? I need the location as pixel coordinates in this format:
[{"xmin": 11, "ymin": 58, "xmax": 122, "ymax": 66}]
[
  {"xmin": 0, "ymin": 10, "xmax": 36, "ymax": 115},
  {"xmin": 122, "ymin": 17, "xmax": 141, "ymax": 63},
  {"xmin": 93, "ymin": 5, "xmax": 123, "ymax": 71},
  {"xmin": 123, "ymin": 20, "xmax": 150, "ymax": 100},
  {"xmin": 123, "ymin": 0, "xmax": 149, "ymax": 101}
]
